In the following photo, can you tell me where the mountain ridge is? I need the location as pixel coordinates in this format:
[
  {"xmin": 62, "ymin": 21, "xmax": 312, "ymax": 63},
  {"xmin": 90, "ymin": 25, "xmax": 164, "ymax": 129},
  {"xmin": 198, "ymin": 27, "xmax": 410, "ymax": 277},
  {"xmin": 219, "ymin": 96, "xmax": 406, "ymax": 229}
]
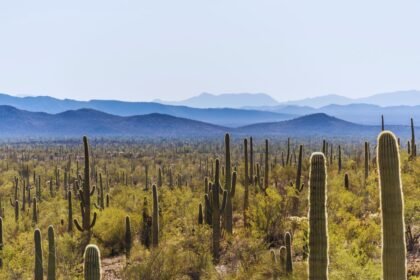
[{"xmin": 0, "ymin": 105, "xmax": 414, "ymax": 140}]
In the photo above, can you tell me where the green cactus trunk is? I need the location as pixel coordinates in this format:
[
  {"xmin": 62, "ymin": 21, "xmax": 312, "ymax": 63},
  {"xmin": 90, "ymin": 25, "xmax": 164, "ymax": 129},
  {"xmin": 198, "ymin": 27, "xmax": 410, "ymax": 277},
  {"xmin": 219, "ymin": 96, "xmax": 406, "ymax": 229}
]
[
  {"xmin": 338, "ymin": 145, "xmax": 342, "ymax": 173},
  {"xmin": 34, "ymin": 228, "xmax": 43, "ymax": 280},
  {"xmin": 250, "ymin": 137, "xmax": 254, "ymax": 183},
  {"xmin": 68, "ymin": 191, "xmax": 73, "ymax": 232},
  {"xmin": 243, "ymin": 138, "xmax": 249, "ymax": 227},
  {"xmin": 47, "ymin": 225, "xmax": 56, "ymax": 280},
  {"xmin": 224, "ymin": 171, "xmax": 236, "ymax": 234},
  {"xmin": 74, "ymin": 136, "xmax": 97, "ymax": 233},
  {"xmin": 377, "ymin": 131, "xmax": 407, "ymax": 280},
  {"xmin": 0, "ymin": 217, "xmax": 3, "ymax": 268},
  {"xmin": 32, "ymin": 198, "xmax": 38, "ymax": 224},
  {"xmin": 344, "ymin": 173, "xmax": 349, "ymax": 190},
  {"xmin": 285, "ymin": 232, "xmax": 293, "ymax": 273},
  {"xmin": 198, "ymin": 203, "xmax": 203, "ymax": 224},
  {"xmin": 411, "ymin": 118, "xmax": 416, "ymax": 158},
  {"xmin": 125, "ymin": 216, "xmax": 132, "ymax": 257},
  {"xmin": 208, "ymin": 159, "xmax": 227, "ymax": 262},
  {"xmin": 152, "ymin": 184, "xmax": 159, "ymax": 247},
  {"xmin": 364, "ymin": 142, "xmax": 369, "ymax": 179},
  {"xmin": 264, "ymin": 139, "xmax": 269, "ymax": 190},
  {"xmin": 308, "ymin": 153, "xmax": 329, "ymax": 280},
  {"xmin": 83, "ymin": 244, "xmax": 101, "ymax": 280}
]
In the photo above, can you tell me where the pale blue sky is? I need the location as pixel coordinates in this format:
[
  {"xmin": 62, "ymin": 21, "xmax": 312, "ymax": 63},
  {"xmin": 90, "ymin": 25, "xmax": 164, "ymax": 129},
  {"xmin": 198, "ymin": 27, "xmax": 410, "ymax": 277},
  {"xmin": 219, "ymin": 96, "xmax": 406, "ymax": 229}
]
[{"xmin": 1, "ymin": 1, "xmax": 419, "ymax": 102}]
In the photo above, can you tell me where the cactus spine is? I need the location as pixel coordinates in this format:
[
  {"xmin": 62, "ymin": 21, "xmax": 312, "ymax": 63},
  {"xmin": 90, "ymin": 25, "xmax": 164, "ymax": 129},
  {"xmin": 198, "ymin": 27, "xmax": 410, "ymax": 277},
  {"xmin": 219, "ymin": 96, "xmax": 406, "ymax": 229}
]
[
  {"xmin": 308, "ymin": 153, "xmax": 329, "ymax": 280},
  {"xmin": 285, "ymin": 232, "xmax": 293, "ymax": 273},
  {"xmin": 152, "ymin": 184, "xmax": 159, "ymax": 247},
  {"xmin": 74, "ymin": 136, "xmax": 97, "ymax": 233},
  {"xmin": 34, "ymin": 228, "xmax": 43, "ymax": 280},
  {"xmin": 83, "ymin": 244, "xmax": 101, "ymax": 280},
  {"xmin": 47, "ymin": 225, "xmax": 56, "ymax": 280},
  {"xmin": 377, "ymin": 131, "xmax": 407, "ymax": 280}
]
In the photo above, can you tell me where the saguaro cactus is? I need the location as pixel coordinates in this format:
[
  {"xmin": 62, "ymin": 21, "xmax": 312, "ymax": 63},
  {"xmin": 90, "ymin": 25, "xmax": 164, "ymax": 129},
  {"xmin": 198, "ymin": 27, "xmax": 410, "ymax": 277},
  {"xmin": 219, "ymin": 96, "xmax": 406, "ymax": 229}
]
[
  {"xmin": 0, "ymin": 217, "xmax": 3, "ymax": 268},
  {"xmin": 377, "ymin": 131, "xmax": 407, "ymax": 280},
  {"xmin": 225, "ymin": 133, "xmax": 231, "ymax": 191},
  {"xmin": 125, "ymin": 216, "xmax": 132, "ymax": 257},
  {"xmin": 48, "ymin": 225, "xmax": 56, "ymax": 280},
  {"xmin": 243, "ymin": 138, "xmax": 249, "ymax": 227},
  {"xmin": 308, "ymin": 153, "xmax": 329, "ymax": 280},
  {"xmin": 34, "ymin": 228, "xmax": 43, "ymax": 280},
  {"xmin": 411, "ymin": 118, "xmax": 416, "ymax": 158},
  {"xmin": 264, "ymin": 139, "xmax": 269, "ymax": 190},
  {"xmin": 198, "ymin": 203, "xmax": 203, "ymax": 225},
  {"xmin": 32, "ymin": 198, "xmax": 38, "ymax": 224},
  {"xmin": 285, "ymin": 232, "xmax": 293, "ymax": 273},
  {"xmin": 152, "ymin": 184, "xmax": 159, "ymax": 247},
  {"xmin": 205, "ymin": 159, "xmax": 227, "ymax": 262},
  {"xmin": 68, "ymin": 191, "xmax": 73, "ymax": 232},
  {"xmin": 364, "ymin": 142, "xmax": 369, "ymax": 179},
  {"xmin": 74, "ymin": 136, "xmax": 97, "ymax": 233},
  {"xmin": 224, "ymin": 171, "xmax": 236, "ymax": 234},
  {"xmin": 338, "ymin": 145, "xmax": 342, "ymax": 173},
  {"xmin": 344, "ymin": 173, "xmax": 349, "ymax": 190},
  {"xmin": 83, "ymin": 244, "xmax": 101, "ymax": 280}
]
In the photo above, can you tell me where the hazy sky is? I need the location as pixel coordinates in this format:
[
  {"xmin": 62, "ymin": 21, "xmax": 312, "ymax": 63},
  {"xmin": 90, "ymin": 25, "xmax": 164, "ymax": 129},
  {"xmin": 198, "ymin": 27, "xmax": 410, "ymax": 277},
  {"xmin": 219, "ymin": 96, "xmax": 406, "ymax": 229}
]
[{"xmin": 1, "ymin": 1, "xmax": 419, "ymax": 102}]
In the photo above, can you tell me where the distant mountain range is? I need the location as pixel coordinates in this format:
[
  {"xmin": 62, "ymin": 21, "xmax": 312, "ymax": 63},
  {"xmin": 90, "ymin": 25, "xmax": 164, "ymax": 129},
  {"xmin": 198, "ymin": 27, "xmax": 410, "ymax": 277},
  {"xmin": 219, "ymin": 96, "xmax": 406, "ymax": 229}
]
[
  {"xmin": 0, "ymin": 93, "xmax": 293, "ymax": 127},
  {"xmin": 0, "ymin": 105, "xmax": 413, "ymax": 140},
  {"xmin": 156, "ymin": 90, "xmax": 420, "ymax": 108},
  {"xmin": 154, "ymin": 92, "xmax": 279, "ymax": 108},
  {"xmin": 247, "ymin": 103, "xmax": 420, "ymax": 126}
]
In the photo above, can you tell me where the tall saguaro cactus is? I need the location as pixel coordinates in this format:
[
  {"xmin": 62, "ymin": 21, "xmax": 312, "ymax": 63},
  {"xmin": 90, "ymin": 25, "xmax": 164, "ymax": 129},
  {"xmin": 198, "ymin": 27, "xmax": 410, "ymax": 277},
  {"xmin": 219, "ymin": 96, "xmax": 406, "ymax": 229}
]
[
  {"xmin": 308, "ymin": 153, "xmax": 329, "ymax": 280},
  {"xmin": 74, "ymin": 136, "xmax": 97, "ymax": 233},
  {"xmin": 264, "ymin": 139, "xmax": 269, "ymax": 190},
  {"xmin": 225, "ymin": 133, "xmax": 231, "ymax": 191},
  {"xmin": 243, "ymin": 138, "xmax": 249, "ymax": 227},
  {"xmin": 205, "ymin": 159, "xmax": 227, "ymax": 262},
  {"xmin": 34, "ymin": 228, "xmax": 43, "ymax": 280},
  {"xmin": 377, "ymin": 131, "xmax": 407, "ymax": 280},
  {"xmin": 364, "ymin": 142, "xmax": 369, "ymax": 179},
  {"xmin": 411, "ymin": 118, "xmax": 416, "ymax": 158},
  {"xmin": 83, "ymin": 244, "xmax": 101, "ymax": 280},
  {"xmin": 48, "ymin": 225, "xmax": 56, "ymax": 280},
  {"xmin": 152, "ymin": 184, "xmax": 159, "ymax": 247}
]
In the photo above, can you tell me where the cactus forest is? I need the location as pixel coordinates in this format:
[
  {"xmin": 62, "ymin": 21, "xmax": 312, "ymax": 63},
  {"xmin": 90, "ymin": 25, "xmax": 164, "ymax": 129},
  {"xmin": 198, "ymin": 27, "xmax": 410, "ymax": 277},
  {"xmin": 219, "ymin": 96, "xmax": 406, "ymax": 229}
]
[{"xmin": 0, "ymin": 123, "xmax": 418, "ymax": 280}]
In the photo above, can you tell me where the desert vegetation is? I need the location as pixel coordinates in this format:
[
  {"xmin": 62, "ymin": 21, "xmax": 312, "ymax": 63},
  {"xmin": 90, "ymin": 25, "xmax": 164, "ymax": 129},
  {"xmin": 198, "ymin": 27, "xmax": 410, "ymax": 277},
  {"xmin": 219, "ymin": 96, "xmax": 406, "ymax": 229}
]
[{"xmin": 0, "ymin": 125, "xmax": 418, "ymax": 279}]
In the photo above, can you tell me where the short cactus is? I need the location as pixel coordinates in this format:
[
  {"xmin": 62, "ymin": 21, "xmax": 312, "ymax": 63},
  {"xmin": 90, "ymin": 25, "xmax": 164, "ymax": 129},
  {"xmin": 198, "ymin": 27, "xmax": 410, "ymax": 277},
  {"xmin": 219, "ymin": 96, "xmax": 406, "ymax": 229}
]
[
  {"xmin": 83, "ymin": 244, "xmax": 101, "ymax": 280},
  {"xmin": 285, "ymin": 232, "xmax": 293, "ymax": 273}
]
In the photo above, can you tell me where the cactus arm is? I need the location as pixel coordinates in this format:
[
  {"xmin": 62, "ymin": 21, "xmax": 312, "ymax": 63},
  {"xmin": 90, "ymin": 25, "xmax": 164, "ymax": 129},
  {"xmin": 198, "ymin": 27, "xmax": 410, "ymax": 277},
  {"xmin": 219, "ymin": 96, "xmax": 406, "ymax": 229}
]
[
  {"xmin": 89, "ymin": 212, "xmax": 97, "ymax": 229},
  {"xmin": 74, "ymin": 219, "xmax": 84, "ymax": 232}
]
